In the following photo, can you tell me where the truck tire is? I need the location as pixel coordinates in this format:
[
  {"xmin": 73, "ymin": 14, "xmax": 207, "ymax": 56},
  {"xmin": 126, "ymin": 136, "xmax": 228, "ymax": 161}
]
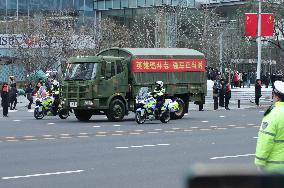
[
  {"xmin": 106, "ymin": 99, "xmax": 125, "ymax": 122},
  {"xmin": 171, "ymin": 98, "xmax": 186, "ymax": 119},
  {"xmin": 74, "ymin": 110, "xmax": 92, "ymax": 121}
]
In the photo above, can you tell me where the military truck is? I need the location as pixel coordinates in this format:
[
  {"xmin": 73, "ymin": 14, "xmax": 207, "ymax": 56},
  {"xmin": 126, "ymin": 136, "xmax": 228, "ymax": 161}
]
[{"xmin": 62, "ymin": 48, "xmax": 206, "ymax": 122}]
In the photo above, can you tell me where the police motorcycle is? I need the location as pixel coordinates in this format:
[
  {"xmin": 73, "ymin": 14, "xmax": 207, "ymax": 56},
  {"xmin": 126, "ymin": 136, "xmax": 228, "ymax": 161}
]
[
  {"xmin": 34, "ymin": 95, "xmax": 69, "ymax": 120},
  {"xmin": 135, "ymin": 87, "xmax": 179, "ymax": 124}
]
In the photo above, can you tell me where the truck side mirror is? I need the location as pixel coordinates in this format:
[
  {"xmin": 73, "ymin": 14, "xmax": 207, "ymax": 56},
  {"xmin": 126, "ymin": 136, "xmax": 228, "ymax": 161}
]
[{"xmin": 106, "ymin": 62, "xmax": 112, "ymax": 78}]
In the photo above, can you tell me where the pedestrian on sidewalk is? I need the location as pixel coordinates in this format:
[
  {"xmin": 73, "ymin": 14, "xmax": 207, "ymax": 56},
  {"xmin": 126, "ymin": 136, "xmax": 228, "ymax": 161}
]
[
  {"xmin": 233, "ymin": 71, "xmax": 239, "ymax": 88},
  {"xmin": 255, "ymin": 81, "xmax": 284, "ymax": 172},
  {"xmin": 255, "ymin": 79, "xmax": 262, "ymax": 107},
  {"xmin": 25, "ymin": 82, "xmax": 33, "ymax": 109},
  {"xmin": 213, "ymin": 81, "xmax": 219, "ymax": 110},
  {"xmin": 219, "ymin": 79, "xmax": 225, "ymax": 107},
  {"xmin": 9, "ymin": 83, "xmax": 18, "ymax": 110},
  {"xmin": 1, "ymin": 83, "xmax": 10, "ymax": 117},
  {"xmin": 225, "ymin": 83, "xmax": 231, "ymax": 110}
]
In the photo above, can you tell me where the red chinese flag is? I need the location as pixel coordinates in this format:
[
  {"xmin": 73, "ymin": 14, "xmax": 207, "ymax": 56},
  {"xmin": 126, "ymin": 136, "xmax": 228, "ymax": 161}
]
[
  {"xmin": 261, "ymin": 13, "xmax": 274, "ymax": 36},
  {"xmin": 244, "ymin": 13, "xmax": 257, "ymax": 37}
]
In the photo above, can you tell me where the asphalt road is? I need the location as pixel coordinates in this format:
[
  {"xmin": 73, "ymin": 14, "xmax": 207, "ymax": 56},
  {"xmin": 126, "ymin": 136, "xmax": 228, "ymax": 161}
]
[{"xmin": 0, "ymin": 106, "xmax": 266, "ymax": 188}]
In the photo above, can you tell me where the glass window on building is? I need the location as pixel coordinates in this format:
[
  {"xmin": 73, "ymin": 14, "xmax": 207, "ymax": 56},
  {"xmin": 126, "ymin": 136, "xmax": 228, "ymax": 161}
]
[
  {"xmin": 121, "ymin": 0, "xmax": 128, "ymax": 8},
  {"xmin": 78, "ymin": 0, "xmax": 94, "ymax": 11},
  {"xmin": 145, "ymin": 0, "xmax": 154, "ymax": 7},
  {"xmin": 137, "ymin": 0, "xmax": 145, "ymax": 7},
  {"xmin": 154, "ymin": 0, "xmax": 162, "ymax": 6},
  {"xmin": 113, "ymin": 0, "xmax": 121, "ymax": 9},
  {"xmin": 129, "ymin": 0, "xmax": 137, "ymax": 8},
  {"xmin": 105, "ymin": 0, "xmax": 112, "ymax": 9},
  {"xmin": 97, "ymin": 0, "xmax": 105, "ymax": 10}
]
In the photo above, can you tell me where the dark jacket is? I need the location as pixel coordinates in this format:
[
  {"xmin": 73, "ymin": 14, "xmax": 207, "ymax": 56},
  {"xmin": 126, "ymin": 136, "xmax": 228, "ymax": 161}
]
[
  {"xmin": 1, "ymin": 86, "xmax": 10, "ymax": 107},
  {"xmin": 9, "ymin": 86, "xmax": 17, "ymax": 100},
  {"xmin": 255, "ymin": 82, "xmax": 262, "ymax": 98}
]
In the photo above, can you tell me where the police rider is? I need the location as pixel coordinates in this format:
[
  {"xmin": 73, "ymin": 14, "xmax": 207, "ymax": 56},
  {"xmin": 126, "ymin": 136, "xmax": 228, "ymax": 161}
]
[
  {"xmin": 51, "ymin": 75, "xmax": 61, "ymax": 113},
  {"xmin": 255, "ymin": 80, "xmax": 284, "ymax": 172},
  {"xmin": 151, "ymin": 81, "xmax": 166, "ymax": 114}
]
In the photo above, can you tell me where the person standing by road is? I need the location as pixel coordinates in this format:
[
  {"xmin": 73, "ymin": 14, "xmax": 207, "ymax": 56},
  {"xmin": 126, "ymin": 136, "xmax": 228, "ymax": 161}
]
[
  {"xmin": 25, "ymin": 82, "xmax": 33, "ymax": 109},
  {"xmin": 212, "ymin": 81, "xmax": 219, "ymax": 110},
  {"xmin": 255, "ymin": 79, "xmax": 262, "ymax": 107},
  {"xmin": 1, "ymin": 83, "xmax": 10, "ymax": 117},
  {"xmin": 255, "ymin": 81, "xmax": 284, "ymax": 172},
  {"xmin": 9, "ymin": 83, "xmax": 18, "ymax": 110},
  {"xmin": 224, "ymin": 83, "xmax": 231, "ymax": 110}
]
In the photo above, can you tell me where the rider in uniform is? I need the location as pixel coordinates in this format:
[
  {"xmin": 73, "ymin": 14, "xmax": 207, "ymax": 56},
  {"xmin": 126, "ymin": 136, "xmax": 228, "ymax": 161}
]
[
  {"xmin": 51, "ymin": 76, "xmax": 61, "ymax": 113},
  {"xmin": 151, "ymin": 81, "xmax": 166, "ymax": 114}
]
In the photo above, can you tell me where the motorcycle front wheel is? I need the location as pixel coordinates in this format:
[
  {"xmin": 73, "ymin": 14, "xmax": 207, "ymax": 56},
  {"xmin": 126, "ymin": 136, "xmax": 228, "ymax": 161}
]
[
  {"xmin": 59, "ymin": 109, "xmax": 69, "ymax": 119},
  {"xmin": 34, "ymin": 108, "xmax": 44, "ymax": 120},
  {"xmin": 135, "ymin": 111, "xmax": 146, "ymax": 124},
  {"xmin": 160, "ymin": 111, "xmax": 170, "ymax": 123}
]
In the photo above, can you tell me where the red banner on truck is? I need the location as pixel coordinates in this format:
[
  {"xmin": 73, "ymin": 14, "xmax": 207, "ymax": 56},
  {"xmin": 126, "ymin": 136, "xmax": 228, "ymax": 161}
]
[{"xmin": 131, "ymin": 58, "xmax": 206, "ymax": 72}]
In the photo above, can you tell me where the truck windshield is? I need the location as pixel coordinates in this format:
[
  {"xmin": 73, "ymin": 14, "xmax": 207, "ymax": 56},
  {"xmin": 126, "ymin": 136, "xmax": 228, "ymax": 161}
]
[{"xmin": 65, "ymin": 63, "xmax": 97, "ymax": 80}]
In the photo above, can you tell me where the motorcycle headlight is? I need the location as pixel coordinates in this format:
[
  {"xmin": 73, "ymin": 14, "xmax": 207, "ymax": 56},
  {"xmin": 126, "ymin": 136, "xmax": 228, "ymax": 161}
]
[{"xmin": 84, "ymin": 100, "xmax": 93, "ymax": 106}]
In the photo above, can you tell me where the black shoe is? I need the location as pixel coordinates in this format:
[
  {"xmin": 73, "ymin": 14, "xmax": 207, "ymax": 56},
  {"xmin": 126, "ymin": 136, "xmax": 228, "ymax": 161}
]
[{"xmin": 225, "ymin": 108, "xmax": 230, "ymax": 110}]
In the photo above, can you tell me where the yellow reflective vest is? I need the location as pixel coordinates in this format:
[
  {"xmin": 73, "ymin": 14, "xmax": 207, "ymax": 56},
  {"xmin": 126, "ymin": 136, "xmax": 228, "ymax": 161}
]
[{"xmin": 255, "ymin": 102, "xmax": 284, "ymax": 172}]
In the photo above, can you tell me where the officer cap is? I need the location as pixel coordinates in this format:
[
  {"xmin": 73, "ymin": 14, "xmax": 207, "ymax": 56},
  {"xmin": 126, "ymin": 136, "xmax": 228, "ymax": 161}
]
[{"xmin": 273, "ymin": 81, "xmax": 284, "ymax": 96}]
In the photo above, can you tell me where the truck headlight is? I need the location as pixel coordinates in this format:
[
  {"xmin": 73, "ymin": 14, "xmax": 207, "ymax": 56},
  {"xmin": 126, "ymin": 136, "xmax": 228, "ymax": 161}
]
[{"xmin": 84, "ymin": 100, "xmax": 93, "ymax": 105}]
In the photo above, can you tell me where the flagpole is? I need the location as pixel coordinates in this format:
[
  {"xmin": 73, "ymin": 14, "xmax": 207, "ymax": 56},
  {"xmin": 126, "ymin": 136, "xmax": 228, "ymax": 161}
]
[{"xmin": 256, "ymin": 0, "xmax": 262, "ymax": 80}]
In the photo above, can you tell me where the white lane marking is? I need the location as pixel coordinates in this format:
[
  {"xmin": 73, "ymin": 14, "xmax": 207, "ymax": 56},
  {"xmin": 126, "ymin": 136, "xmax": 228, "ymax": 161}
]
[
  {"xmin": 43, "ymin": 135, "xmax": 53, "ymax": 137},
  {"xmin": 24, "ymin": 139, "xmax": 37, "ymax": 141},
  {"xmin": 184, "ymin": 130, "xmax": 192, "ymax": 132},
  {"xmin": 47, "ymin": 123, "xmax": 55, "ymax": 125},
  {"xmin": 148, "ymin": 132, "xmax": 159, "ymax": 134},
  {"xmin": 131, "ymin": 145, "xmax": 144, "ymax": 148},
  {"xmin": 154, "ymin": 129, "xmax": 162, "ymax": 131},
  {"xmin": 97, "ymin": 132, "xmax": 106, "ymax": 134},
  {"xmin": 79, "ymin": 133, "xmax": 88, "ymax": 135},
  {"xmin": 7, "ymin": 140, "xmax": 18, "ymax": 142},
  {"xmin": 59, "ymin": 137, "xmax": 72, "ymax": 139},
  {"xmin": 235, "ymin": 127, "xmax": 245, "ymax": 129},
  {"xmin": 216, "ymin": 128, "xmax": 227, "ymax": 130},
  {"xmin": 253, "ymin": 126, "xmax": 260, "ymax": 128},
  {"xmin": 254, "ymin": 137, "xmax": 258, "ymax": 139},
  {"xmin": 134, "ymin": 130, "xmax": 144, "ymax": 132},
  {"xmin": 93, "ymin": 126, "xmax": 101, "ymax": 128},
  {"xmin": 5, "ymin": 137, "xmax": 15, "ymax": 139},
  {"xmin": 115, "ymin": 147, "xmax": 128, "ymax": 149},
  {"xmin": 200, "ymin": 129, "xmax": 211, "ymax": 131},
  {"xmin": 219, "ymin": 116, "xmax": 225, "ymax": 118},
  {"xmin": 210, "ymin": 154, "xmax": 255, "ymax": 160},
  {"xmin": 24, "ymin": 136, "xmax": 35, "ymax": 138},
  {"xmin": 129, "ymin": 132, "xmax": 141, "ymax": 135},
  {"xmin": 210, "ymin": 126, "xmax": 217, "ymax": 128},
  {"xmin": 113, "ymin": 124, "xmax": 120, "ymax": 127},
  {"xmin": 248, "ymin": 123, "xmax": 255, "ymax": 126},
  {"xmin": 143, "ymin": 145, "xmax": 155, "ymax": 147},
  {"xmin": 201, "ymin": 121, "xmax": 209, "ymax": 123},
  {"xmin": 227, "ymin": 125, "xmax": 236, "ymax": 127},
  {"xmin": 95, "ymin": 135, "xmax": 106, "ymax": 137},
  {"xmin": 172, "ymin": 128, "xmax": 180, "ymax": 130},
  {"xmin": 164, "ymin": 130, "xmax": 175, "ymax": 133},
  {"xmin": 13, "ymin": 120, "xmax": 21, "ymax": 122},
  {"xmin": 192, "ymin": 127, "xmax": 199, "ymax": 129},
  {"xmin": 60, "ymin": 134, "xmax": 70, "ymax": 136},
  {"xmin": 259, "ymin": 111, "xmax": 264, "ymax": 113},
  {"xmin": 77, "ymin": 136, "xmax": 89, "ymax": 138},
  {"xmin": 43, "ymin": 138, "xmax": 56, "ymax": 140},
  {"xmin": 157, "ymin": 144, "xmax": 170, "ymax": 146},
  {"xmin": 111, "ymin": 134, "xmax": 123, "ymax": 136},
  {"xmin": 1, "ymin": 170, "xmax": 84, "ymax": 180}
]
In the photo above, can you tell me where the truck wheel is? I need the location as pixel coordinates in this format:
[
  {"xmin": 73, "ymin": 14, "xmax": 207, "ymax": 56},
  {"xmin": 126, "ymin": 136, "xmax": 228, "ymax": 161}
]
[
  {"xmin": 171, "ymin": 98, "xmax": 185, "ymax": 119},
  {"xmin": 74, "ymin": 110, "xmax": 92, "ymax": 121},
  {"xmin": 106, "ymin": 99, "xmax": 125, "ymax": 122}
]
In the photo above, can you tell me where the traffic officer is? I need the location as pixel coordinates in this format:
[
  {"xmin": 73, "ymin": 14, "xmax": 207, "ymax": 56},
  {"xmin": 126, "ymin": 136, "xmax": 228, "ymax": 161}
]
[
  {"xmin": 51, "ymin": 76, "xmax": 61, "ymax": 113},
  {"xmin": 151, "ymin": 81, "xmax": 166, "ymax": 113},
  {"xmin": 255, "ymin": 80, "xmax": 284, "ymax": 172}
]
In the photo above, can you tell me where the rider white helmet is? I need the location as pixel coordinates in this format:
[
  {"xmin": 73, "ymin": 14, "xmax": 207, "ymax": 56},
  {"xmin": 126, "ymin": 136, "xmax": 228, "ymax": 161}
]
[{"xmin": 155, "ymin": 81, "xmax": 163, "ymax": 88}]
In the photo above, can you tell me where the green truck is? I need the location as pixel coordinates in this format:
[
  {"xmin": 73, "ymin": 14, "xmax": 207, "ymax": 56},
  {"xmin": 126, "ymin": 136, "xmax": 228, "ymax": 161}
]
[{"xmin": 62, "ymin": 48, "xmax": 207, "ymax": 122}]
